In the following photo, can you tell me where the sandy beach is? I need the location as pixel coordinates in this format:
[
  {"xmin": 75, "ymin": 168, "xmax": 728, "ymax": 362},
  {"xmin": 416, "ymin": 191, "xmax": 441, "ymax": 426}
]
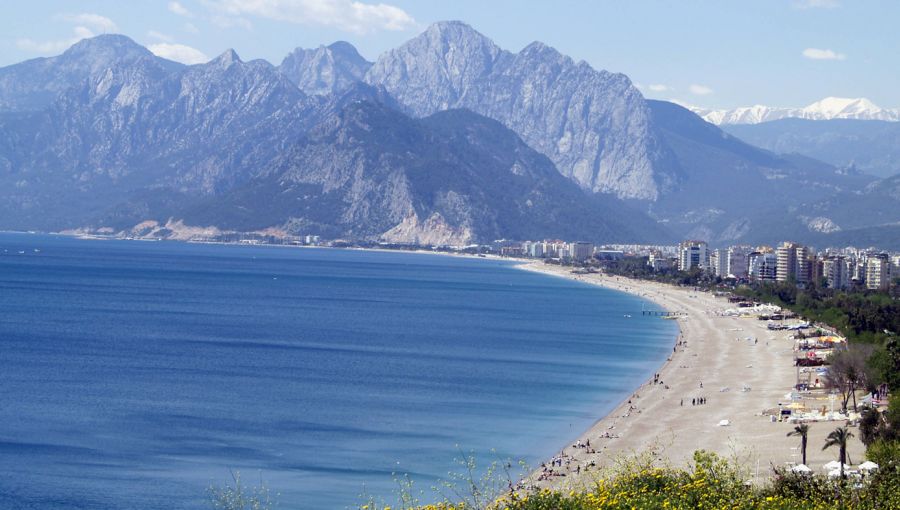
[{"xmin": 517, "ymin": 261, "xmax": 865, "ymax": 488}]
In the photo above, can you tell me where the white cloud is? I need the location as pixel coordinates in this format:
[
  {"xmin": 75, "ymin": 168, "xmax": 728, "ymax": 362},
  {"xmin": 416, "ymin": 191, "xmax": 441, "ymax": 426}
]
[
  {"xmin": 16, "ymin": 37, "xmax": 76, "ymax": 54},
  {"xmin": 689, "ymin": 84, "xmax": 713, "ymax": 96},
  {"xmin": 148, "ymin": 30, "xmax": 174, "ymax": 42},
  {"xmin": 148, "ymin": 42, "xmax": 209, "ymax": 64},
  {"xmin": 169, "ymin": 1, "xmax": 194, "ymax": 17},
  {"xmin": 183, "ymin": 22, "xmax": 201, "ymax": 33},
  {"xmin": 647, "ymin": 84, "xmax": 670, "ymax": 92},
  {"xmin": 206, "ymin": 0, "xmax": 416, "ymax": 34},
  {"xmin": 210, "ymin": 13, "xmax": 254, "ymax": 29},
  {"xmin": 16, "ymin": 12, "xmax": 119, "ymax": 55},
  {"xmin": 59, "ymin": 13, "xmax": 118, "ymax": 32},
  {"xmin": 17, "ymin": 26, "xmax": 97, "ymax": 54},
  {"xmin": 793, "ymin": 0, "xmax": 839, "ymax": 9},
  {"xmin": 802, "ymin": 47, "xmax": 846, "ymax": 60}
]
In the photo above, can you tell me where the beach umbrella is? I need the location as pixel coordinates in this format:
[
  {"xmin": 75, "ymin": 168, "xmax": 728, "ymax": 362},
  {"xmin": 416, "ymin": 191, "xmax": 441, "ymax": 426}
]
[
  {"xmin": 823, "ymin": 461, "xmax": 850, "ymax": 471},
  {"xmin": 791, "ymin": 464, "xmax": 812, "ymax": 474},
  {"xmin": 859, "ymin": 461, "xmax": 879, "ymax": 471}
]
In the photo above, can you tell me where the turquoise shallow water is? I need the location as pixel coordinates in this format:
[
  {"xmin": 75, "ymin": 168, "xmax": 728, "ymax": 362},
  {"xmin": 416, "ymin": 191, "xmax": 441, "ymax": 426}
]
[{"xmin": 0, "ymin": 233, "xmax": 676, "ymax": 509}]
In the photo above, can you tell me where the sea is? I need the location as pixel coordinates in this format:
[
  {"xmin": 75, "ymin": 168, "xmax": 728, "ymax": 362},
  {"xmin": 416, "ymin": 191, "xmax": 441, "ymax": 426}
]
[{"xmin": 0, "ymin": 233, "xmax": 677, "ymax": 510}]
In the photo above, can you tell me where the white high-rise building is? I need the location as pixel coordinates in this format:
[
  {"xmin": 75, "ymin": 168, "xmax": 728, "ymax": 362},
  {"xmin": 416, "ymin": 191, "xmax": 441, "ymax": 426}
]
[
  {"xmin": 524, "ymin": 241, "xmax": 544, "ymax": 258},
  {"xmin": 570, "ymin": 242, "xmax": 594, "ymax": 263},
  {"xmin": 776, "ymin": 242, "xmax": 810, "ymax": 284},
  {"xmin": 749, "ymin": 251, "xmax": 777, "ymax": 281},
  {"xmin": 823, "ymin": 256, "xmax": 849, "ymax": 289},
  {"xmin": 866, "ymin": 255, "xmax": 891, "ymax": 290},
  {"xmin": 710, "ymin": 248, "xmax": 728, "ymax": 277},
  {"xmin": 726, "ymin": 245, "xmax": 751, "ymax": 278},
  {"xmin": 678, "ymin": 241, "xmax": 708, "ymax": 271}
]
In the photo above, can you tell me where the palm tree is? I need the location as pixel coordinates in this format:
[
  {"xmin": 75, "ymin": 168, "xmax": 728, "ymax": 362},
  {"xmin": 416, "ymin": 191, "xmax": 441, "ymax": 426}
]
[
  {"xmin": 787, "ymin": 423, "xmax": 810, "ymax": 466},
  {"xmin": 822, "ymin": 426, "xmax": 854, "ymax": 479}
]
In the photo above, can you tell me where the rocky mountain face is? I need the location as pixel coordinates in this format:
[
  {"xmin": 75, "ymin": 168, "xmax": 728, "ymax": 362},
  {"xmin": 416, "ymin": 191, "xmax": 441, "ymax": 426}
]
[
  {"xmin": 0, "ymin": 35, "xmax": 667, "ymax": 244},
  {"xmin": 182, "ymin": 101, "xmax": 669, "ymax": 244},
  {"xmin": 364, "ymin": 21, "xmax": 676, "ymax": 201},
  {"xmin": 278, "ymin": 41, "xmax": 372, "ymax": 96},
  {"xmin": 0, "ymin": 35, "xmax": 183, "ymax": 112}
]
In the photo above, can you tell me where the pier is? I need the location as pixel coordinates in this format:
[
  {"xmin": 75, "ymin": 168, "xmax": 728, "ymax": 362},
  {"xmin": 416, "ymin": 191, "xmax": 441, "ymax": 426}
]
[
  {"xmin": 640, "ymin": 303, "xmax": 686, "ymax": 317},
  {"xmin": 641, "ymin": 309, "xmax": 685, "ymax": 316}
]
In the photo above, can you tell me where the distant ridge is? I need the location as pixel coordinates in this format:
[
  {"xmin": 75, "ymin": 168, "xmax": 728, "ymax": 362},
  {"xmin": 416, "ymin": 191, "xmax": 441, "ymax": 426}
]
[
  {"xmin": 690, "ymin": 97, "xmax": 900, "ymax": 125},
  {"xmin": 0, "ymin": 27, "xmax": 895, "ymax": 248}
]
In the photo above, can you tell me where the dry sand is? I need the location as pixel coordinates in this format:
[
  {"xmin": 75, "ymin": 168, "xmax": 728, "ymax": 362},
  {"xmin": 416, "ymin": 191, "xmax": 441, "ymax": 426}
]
[{"xmin": 517, "ymin": 261, "xmax": 865, "ymax": 487}]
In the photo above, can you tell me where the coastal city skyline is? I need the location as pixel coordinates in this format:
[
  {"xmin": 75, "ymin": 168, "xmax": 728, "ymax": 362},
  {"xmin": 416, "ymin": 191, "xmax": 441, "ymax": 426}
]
[{"xmin": 2, "ymin": 2, "xmax": 898, "ymax": 509}]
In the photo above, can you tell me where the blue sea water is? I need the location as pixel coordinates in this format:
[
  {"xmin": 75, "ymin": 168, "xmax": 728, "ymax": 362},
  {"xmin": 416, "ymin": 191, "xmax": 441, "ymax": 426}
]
[{"xmin": 0, "ymin": 233, "xmax": 677, "ymax": 510}]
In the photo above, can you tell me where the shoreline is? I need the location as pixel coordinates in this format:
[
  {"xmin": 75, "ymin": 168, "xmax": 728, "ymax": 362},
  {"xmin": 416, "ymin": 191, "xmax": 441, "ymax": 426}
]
[
  {"xmin": 4, "ymin": 232, "xmax": 865, "ymax": 485},
  {"xmin": 513, "ymin": 261, "xmax": 865, "ymax": 489}
]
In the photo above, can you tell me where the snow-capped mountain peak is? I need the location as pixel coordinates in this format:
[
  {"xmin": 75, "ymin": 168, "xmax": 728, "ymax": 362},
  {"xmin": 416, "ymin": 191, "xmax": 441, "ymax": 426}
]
[
  {"xmin": 804, "ymin": 97, "xmax": 880, "ymax": 117},
  {"xmin": 691, "ymin": 96, "xmax": 900, "ymax": 125}
]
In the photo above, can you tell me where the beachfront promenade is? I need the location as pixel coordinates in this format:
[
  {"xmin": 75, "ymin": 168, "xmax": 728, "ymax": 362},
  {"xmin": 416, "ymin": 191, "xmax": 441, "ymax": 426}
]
[{"xmin": 519, "ymin": 261, "xmax": 866, "ymax": 489}]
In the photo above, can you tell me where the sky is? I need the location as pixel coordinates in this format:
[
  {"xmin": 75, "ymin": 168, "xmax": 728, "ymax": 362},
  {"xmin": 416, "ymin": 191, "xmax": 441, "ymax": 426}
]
[{"xmin": 1, "ymin": 0, "xmax": 898, "ymax": 110}]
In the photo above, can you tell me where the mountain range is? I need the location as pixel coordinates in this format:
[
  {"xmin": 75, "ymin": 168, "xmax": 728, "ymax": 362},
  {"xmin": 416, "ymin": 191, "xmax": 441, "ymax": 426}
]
[
  {"xmin": 0, "ymin": 23, "xmax": 898, "ymax": 249},
  {"xmin": 690, "ymin": 97, "xmax": 900, "ymax": 125}
]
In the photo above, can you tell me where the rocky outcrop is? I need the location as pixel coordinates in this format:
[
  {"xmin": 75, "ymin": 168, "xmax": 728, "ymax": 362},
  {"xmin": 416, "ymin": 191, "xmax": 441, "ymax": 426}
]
[
  {"xmin": 365, "ymin": 21, "xmax": 675, "ymax": 200},
  {"xmin": 278, "ymin": 41, "xmax": 372, "ymax": 96},
  {"xmin": 381, "ymin": 211, "xmax": 473, "ymax": 246}
]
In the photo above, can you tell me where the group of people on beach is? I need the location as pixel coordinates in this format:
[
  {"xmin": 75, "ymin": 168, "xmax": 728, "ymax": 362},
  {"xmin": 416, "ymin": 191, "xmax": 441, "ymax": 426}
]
[
  {"xmin": 681, "ymin": 396, "xmax": 708, "ymax": 406},
  {"xmin": 538, "ymin": 454, "xmax": 572, "ymax": 481}
]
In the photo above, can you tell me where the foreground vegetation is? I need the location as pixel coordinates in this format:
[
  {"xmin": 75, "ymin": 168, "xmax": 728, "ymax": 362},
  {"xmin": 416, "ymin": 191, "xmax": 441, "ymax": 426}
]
[{"xmin": 210, "ymin": 449, "xmax": 900, "ymax": 510}]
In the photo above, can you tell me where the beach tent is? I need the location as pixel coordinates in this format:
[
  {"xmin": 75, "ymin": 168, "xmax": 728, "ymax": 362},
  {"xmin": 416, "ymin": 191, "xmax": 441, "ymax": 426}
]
[
  {"xmin": 717, "ymin": 419, "xmax": 730, "ymax": 427},
  {"xmin": 791, "ymin": 464, "xmax": 812, "ymax": 474},
  {"xmin": 859, "ymin": 461, "xmax": 879, "ymax": 471}
]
